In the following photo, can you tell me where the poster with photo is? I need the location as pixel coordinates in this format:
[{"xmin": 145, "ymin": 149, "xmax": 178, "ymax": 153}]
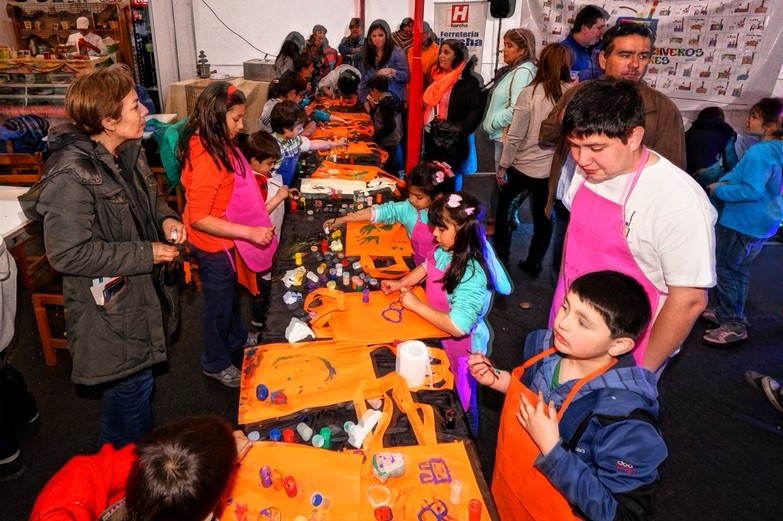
[{"xmin": 520, "ymin": 0, "xmax": 783, "ymax": 108}]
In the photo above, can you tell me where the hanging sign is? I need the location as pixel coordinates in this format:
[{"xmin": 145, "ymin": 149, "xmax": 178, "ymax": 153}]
[
  {"xmin": 520, "ymin": 0, "xmax": 783, "ymax": 108},
  {"xmin": 433, "ymin": 1, "xmax": 489, "ymax": 68}
]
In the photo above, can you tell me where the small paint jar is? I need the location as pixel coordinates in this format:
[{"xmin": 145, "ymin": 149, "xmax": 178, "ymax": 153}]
[{"xmin": 296, "ymin": 422, "xmax": 313, "ymax": 441}]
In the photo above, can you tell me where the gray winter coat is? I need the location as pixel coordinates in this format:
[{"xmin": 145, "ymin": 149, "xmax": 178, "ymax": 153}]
[{"xmin": 23, "ymin": 124, "xmax": 180, "ymax": 385}]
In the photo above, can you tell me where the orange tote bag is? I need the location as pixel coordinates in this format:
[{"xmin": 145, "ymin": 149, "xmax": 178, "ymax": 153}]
[
  {"xmin": 216, "ymin": 441, "xmax": 364, "ymax": 521},
  {"xmin": 344, "ymin": 221, "xmax": 413, "ymax": 258},
  {"xmin": 303, "ymin": 287, "xmax": 448, "ymax": 344},
  {"xmin": 238, "ymin": 341, "xmax": 381, "ymax": 425},
  {"xmin": 356, "ymin": 374, "xmax": 496, "ymax": 520}
]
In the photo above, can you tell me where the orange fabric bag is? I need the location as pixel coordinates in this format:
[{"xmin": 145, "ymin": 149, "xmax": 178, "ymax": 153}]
[
  {"xmin": 317, "ymin": 142, "xmax": 388, "ymax": 165},
  {"xmin": 238, "ymin": 341, "xmax": 381, "ymax": 425},
  {"xmin": 345, "ymin": 221, "xmax": 413, "ymax": 258},
  {"xmin": 216, "ymin": 441, "xmax": 365, "ymax": 521},
  {"xmin": 312, "ymin": 160, "xmax": 405, "ymax": 190},
  {"xmin": 310, "ymin": 121, "xmax": 374, "ymax": 141},
  {"xmin": 238, "ymin": 341, "xmax": 455, "ymax": 425},
  {"xmin": 330, "ymin": 111, "xmax": 372, "ymax": 123},
  {"xmin": 303, "ymin": 287, "xmax": 448, "ymax": 344},
  {"xmin": 357, "ymin": 374, "xmax": 495, "ymax": 520}
]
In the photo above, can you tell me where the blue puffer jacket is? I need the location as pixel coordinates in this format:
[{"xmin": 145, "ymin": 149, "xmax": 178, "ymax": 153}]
[
  {"xmin": 713, "ymin": 139, "xmax": 783, "ymax": 239},
  {"xmin": 521, "ymin": 330, "xmax": 668, "ymax": 521}
]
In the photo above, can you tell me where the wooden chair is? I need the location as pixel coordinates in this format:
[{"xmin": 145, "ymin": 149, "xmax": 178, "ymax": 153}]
[
  {"xmin": 151, "ymin": 166, "xmax": 185, "ymax": 216},
  {"xmin": 0, "ymin": 149, "xmax": 55, "ymax": 289},
  {"xmin": 31, "ymin": 276, "xmax": 68, "ymax": 367},
  {"xmin": 0, "ymin": 150, "xmax": 44, "ymax": 186}
]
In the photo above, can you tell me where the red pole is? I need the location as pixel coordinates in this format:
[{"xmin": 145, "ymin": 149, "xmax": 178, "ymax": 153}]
[{"xmin": 405, "ymin": 0, "xmax": 425, "ymax": 172}]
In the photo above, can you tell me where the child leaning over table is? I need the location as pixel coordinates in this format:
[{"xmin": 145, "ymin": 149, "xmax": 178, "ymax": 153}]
[
  {"xmin": 326, "ymin": 160, "xmax": 455, "ymax": 264},
  {"xmin": 469, "ymin": 270, "xmax": 667, "ymax": 521},
  {"xmin": 269, "ymin": 100, "xmax": 348, "ymax": 186},
  {"xmin": 237, "ymin": 130, "xmax": 299, "ymax": 331}
]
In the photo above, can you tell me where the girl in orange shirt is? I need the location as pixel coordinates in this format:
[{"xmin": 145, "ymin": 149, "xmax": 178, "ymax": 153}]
[{"xmin": 178, "ymin": 82, "xmax": 275, "ymax": 388}]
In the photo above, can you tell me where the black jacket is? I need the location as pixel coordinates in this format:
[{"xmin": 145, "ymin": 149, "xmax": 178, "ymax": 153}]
[
  {"xmin": 425, "ymin": 57, "xmax": 486, "ymax": 162},
  {"xmin": 23, "ymin": 124, "xmax": 180, "ymax": 385}
]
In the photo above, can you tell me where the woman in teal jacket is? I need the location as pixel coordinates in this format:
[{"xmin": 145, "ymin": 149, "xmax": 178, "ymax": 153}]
[
  {"xmin": 481, "ymin": 28, "xmax": 537, "ymax": 169},
  {"xmin": 704, "ymin": 98, "xmax": 783, "ymax": 346}
]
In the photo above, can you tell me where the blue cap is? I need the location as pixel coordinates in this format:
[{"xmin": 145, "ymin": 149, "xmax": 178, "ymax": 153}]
[
  {"xmin": 269, "ymin": 428, "xmax": 282, "ymax": 441},
  {"xmin": 256, "ymin": 384, "xmax": 269, "ymax": 401}
]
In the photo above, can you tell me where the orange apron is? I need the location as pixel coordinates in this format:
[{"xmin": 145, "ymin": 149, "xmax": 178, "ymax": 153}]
[{"xmin": 492, "ymin": 347, "xmax": 616, "ymax": 521}]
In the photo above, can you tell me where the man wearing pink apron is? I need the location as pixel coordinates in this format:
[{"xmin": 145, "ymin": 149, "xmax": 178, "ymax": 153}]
[{"xmin": 551, "ymin": 78, "xmax": 716, "ymax": 372}]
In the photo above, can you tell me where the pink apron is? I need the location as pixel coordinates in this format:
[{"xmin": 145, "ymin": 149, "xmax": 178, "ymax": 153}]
[
  {"xmin": 424, "ymin": 250, "xmax": 475, "ymax": 411},
  {"xmin": 549, "ymin": 148, "xmax": 665, "ymax": 365},
  {"xmin": 409, "ymin": 209, "xmax": 437, "ymax": 266},
  {"xmin": 224, "ymin": 149, "xmax": 278, "ymax": 272}
]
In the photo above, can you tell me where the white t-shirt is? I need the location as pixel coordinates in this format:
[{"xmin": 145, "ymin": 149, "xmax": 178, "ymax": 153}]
[
  {"xmin": 318, "ymin": 64, "xmax": 361, "ymax": 93},
  {"xmin": 563, "ymin": 150, "xmax": 717, "ymax": 304},
  {"xmin": 65, "ymin": 32, "xmax": 107, "ymax": 56}
]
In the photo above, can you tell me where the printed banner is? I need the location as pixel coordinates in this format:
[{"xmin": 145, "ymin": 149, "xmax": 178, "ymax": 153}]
[
  {"xmin": 433, "ymin": 1, "xmax": 489, "ymax": 68},
  {"xmin": 520, "ymin": 0, "xmax": 783, "ymax": 109}
]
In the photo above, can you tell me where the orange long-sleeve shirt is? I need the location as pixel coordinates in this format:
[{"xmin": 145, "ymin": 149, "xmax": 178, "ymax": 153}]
[{"xmin": 181, "ymin": 136, "xmax": 235, "ymax": 252}]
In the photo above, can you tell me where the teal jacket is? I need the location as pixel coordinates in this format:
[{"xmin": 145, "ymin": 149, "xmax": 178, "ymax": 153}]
[{"xmin": 713, "ymin": 139, "xmax": 783, "ymax": 239}]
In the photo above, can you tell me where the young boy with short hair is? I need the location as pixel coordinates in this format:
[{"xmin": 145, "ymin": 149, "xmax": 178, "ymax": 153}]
[
  {"xmin": 268, "ymin": 100, "xmax": 347, "ymax": 185},
  {"xmin": 236, "ymin": 131, "xmax": 297, "ymax": 330},
  {"xmin": 366, "ymin": 73, "xmax": 402, "ymax": 175},
  {"xmin": 469, "ymin": 270, "xmax": 667, "ymax": 521},
  {"xmin": 261, "ymin": 75, "xmax": 345, "ymax": 133}
]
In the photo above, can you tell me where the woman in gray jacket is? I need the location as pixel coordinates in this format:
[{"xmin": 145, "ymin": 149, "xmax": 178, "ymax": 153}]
[{"xmin": 24, "ymin": 65, "xmax": 186, "ymax": 448}]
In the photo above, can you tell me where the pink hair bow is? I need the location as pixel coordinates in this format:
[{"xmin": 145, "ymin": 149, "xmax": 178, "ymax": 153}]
[
  {"xmin": 446, "ymin": 193, "xmax": 462, "ymax": 208},
  {"xmin": 432, "ymin": 161, "xmax": 454, "ymax": 184},
  {"xmin": 465, "ymin": 206, "xmax": 475, "ymax": 215}
]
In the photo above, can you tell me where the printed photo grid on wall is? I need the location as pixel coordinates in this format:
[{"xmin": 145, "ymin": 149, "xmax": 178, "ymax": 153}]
[{"xmin": 537, "ymin": 0, "xmax": 772, "ymax": 103}]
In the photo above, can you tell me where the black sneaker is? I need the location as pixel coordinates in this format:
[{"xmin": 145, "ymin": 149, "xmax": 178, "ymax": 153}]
[{"xmin": 518, "ymin": 259, "xmax": 543, "ymax": 278}]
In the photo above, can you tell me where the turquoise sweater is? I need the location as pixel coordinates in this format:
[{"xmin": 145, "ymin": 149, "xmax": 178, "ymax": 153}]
[
  {"xmin": 481, "ymin": 61, "xmax": 536, "ymax": 141},
  {"xmin": 427, "ymin": 245, "xmax": 512, "ymax": 353},
  {"xmin": 372, "ymin": 199, "xmax": 428, "ymax": 235},
  {"xmin": 713, "ymin": 139, "xmax": 783, "ymax": 239}
]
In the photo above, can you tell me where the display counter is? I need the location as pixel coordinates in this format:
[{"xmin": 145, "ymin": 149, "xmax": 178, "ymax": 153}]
[
  {"xmin": 164, "ymin": 76, "xmax": 269, "ymax": 133},
  {"xmin": 0, "ymin": 56, "xmax": 112, "ymax": 117}
]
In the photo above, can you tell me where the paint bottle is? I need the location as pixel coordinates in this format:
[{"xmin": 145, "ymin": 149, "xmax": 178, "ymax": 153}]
[
  {"xmin": 449, "ymin": 480, "xmax": 462, "ymax": 505},
  {"xmin": 269, "ymin": 428, "xmax": 282, "ymax": 442},
  {"xmin": 282, "ymin": 428, "xmax": 295, "ymax": 442},
  {"xmin": 468, "ymin": 499, "xmax": 482, "ymax": 521},
  {"xmin": 255, "ymin": 384, "xmax": 269, "ymax": 401},
  {"xmin": 362, "ymin": 286, "xmax": 370, "ymax": 303},
  {"xmin": 296, "ymin": 422, "xmax": 313, "ymax": 441},
  {"xmin": 259, "ymin": 466, "xmax": 272, "ymax": 488},
  {"xmin": 271, "ymin": 468, "xmax": 284, "ymax": 490},
  {"xmin": 319, "ymin": 426, "xmax": 331, "ymax": 449},
  {"xmin": 294, "ymin": 252, "xmax": 303, "ymax": 266},
  {"xmin": 283, "ymin": 475, "xmax": 298, "ymax": 498}
]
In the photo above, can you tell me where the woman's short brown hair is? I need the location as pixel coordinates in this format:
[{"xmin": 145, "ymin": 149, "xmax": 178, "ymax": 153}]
[{"xmin": 66, "ymin": 64, "xmax": 134, "ymax": 136}]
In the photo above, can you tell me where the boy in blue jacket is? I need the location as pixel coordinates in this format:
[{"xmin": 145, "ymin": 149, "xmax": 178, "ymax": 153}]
[
  {"xmin": 469, "ymin": 270, "xmax": 666, "ymax": 521},
  {"xmin": 704, "ymin": 97, "xmax": 783, "ymax": 346}
]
